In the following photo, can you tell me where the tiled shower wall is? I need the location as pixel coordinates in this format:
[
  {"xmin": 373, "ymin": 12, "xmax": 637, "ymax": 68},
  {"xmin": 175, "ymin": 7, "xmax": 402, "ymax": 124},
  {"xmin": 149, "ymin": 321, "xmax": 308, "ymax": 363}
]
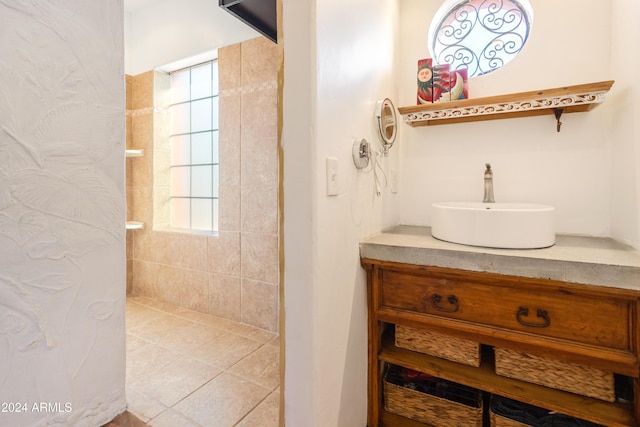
[{"xmin": 125, "ymin": 37, "xmax": 279, "ymax": 332}]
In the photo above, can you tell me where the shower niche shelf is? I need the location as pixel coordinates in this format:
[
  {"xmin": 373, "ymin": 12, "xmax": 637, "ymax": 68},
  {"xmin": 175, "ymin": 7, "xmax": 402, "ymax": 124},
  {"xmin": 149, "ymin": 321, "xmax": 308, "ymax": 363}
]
[
  {"xmin": 125, "ymin": 221, "xmax": 144, "ymax": 230},
  {"xmin": 125, "ymin": 149, "xmax": 144, "ymax": 157},
  {"xmin": 398, "ymin": 80, "xmax": 614, "ymax": 130}
]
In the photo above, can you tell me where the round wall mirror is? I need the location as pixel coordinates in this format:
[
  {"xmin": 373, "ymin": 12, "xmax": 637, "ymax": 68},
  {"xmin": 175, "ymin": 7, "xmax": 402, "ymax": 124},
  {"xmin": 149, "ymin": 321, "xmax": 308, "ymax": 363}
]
[{"xmin": 375, "ymin": 98, "xmax": 397, "ymax": 156}]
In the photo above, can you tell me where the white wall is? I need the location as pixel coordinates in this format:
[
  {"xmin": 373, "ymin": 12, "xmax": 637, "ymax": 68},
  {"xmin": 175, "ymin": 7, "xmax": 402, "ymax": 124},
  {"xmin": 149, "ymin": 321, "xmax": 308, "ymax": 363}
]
[
  {"xmin": 610, "ymin": 0, "xmax": 640, "ymax": 248},
  {"xmin": 398, "ymin": 0, "xmax": 626, "ymax": 240},
  {"xmin": 283, "ymin": 0, "xmax": 400, "ymax": 424},
  {"xmin": 282, "ymin": 1, "xmax": 639, "ymax": 425},
  {"xmin": 0, "ymin": 1, "xmax": 126, "ymax": 426},
  {"xmin": 125, "ymin": 0, "xmax": 259, "ymax": 75}
]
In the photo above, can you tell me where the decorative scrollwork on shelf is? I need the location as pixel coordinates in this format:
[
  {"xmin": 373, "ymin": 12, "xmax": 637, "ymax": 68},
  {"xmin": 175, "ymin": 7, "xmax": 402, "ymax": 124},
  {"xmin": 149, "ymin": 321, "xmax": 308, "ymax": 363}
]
[{"xmin": 401, "ymin": 92, "xmax": 607, "ymax": 123}]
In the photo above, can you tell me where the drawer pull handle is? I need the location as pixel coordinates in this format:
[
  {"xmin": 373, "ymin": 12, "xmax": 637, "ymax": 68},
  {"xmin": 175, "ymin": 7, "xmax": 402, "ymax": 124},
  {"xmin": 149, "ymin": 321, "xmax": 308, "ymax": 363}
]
[
  {"xmin": 431, "ymin": 294, "xmax": 459, "ymax": 313},
  {"xmin": 516, "ymin": 306, "xmax": 550, "ymax": 328}
]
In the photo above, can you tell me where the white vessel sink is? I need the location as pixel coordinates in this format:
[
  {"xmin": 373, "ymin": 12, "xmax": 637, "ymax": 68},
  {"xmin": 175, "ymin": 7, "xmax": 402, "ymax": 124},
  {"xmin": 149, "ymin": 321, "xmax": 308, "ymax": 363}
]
[{"xmin": 431, "ymin": 202, "xmax": 555, "ymax": 249}]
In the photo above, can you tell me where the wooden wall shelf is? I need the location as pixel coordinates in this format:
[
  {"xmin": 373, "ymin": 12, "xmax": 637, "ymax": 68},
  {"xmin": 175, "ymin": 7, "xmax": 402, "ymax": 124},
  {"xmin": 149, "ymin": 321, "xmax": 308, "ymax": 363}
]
[{"xmin": 398, "ymin": 80, "xmax": 614, "ymax": 129}]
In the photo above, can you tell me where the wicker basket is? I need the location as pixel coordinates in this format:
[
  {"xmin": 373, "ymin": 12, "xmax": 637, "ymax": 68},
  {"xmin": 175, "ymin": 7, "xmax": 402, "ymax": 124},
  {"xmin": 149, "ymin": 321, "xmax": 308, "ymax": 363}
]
[
  {"xmin": 395, "ymin": 324, "xmax": 481, "ymax": 367},
  {"xmin": 383, "ymin": 365, "xmax": 483, "ymax": 427},
  {"xmin": 494, "ymin": 348, "xmax": 615, "ymax": 402}
]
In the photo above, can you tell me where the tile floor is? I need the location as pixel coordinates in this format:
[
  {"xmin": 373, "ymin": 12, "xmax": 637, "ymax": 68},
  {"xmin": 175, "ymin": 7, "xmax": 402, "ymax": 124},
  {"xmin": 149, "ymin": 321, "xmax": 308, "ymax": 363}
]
[{"xmin": 115, "ymin": 296, "xmax": 280, "ymax": 427}]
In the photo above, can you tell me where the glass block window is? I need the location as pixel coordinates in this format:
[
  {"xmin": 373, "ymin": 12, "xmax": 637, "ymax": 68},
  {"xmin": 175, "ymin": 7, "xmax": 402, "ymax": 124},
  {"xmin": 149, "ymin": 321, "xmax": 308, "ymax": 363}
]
[
  {"xmin": 430, "ymin": 0, "xmax": 533, "ymax": 77},
  {"xmin": 169, "ymin": 60, "xmax": 219, "ymax": 232}
]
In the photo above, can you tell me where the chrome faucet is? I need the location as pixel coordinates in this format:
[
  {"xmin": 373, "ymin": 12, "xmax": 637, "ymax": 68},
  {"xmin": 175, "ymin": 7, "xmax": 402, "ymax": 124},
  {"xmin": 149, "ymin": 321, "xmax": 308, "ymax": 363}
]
[{"xmin": 483, "ymin": 163, "xmax": 495, "ymax": 203}]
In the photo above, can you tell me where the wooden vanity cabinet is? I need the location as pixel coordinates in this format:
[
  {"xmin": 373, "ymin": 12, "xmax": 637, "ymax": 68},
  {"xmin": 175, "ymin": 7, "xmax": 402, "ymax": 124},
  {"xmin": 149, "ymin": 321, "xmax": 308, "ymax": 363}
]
[{"xmin": 362, "ymin": 259, "xmax": 640, "ymax": 427}]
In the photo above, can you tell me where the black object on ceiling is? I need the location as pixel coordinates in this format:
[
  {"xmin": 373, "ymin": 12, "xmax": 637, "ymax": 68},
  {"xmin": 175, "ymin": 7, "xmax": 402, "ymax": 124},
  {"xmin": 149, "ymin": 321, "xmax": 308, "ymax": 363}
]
[{"xmin": 219, "ymin": 0, "xmax": 277, "ymax": 43}]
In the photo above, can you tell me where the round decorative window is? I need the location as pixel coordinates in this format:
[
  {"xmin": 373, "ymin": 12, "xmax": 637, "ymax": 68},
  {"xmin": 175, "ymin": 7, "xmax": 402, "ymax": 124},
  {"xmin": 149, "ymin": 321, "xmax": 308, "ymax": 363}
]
[{"xmin": 429, "ymin": 0, "xmax": 533, "ymax": 77}]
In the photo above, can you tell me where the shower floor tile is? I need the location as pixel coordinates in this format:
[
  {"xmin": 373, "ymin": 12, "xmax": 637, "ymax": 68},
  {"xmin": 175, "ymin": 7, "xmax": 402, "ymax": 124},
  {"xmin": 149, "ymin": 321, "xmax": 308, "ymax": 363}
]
[{"xmin": 120, "ymin": 296, "xmax": 280, "ymax": 426}]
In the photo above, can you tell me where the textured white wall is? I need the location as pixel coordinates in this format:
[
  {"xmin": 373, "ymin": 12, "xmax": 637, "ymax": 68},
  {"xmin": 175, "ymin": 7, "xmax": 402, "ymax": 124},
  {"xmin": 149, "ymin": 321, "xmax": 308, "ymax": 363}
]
[
  {"xmin": 283, "ymin": 0, "xmax": 400, "ymax": 425},
  {"xmin": 0, "ymin": 1, "xmax": 126, "ymax": 426},
  {"xmin": 398, "ymin": 0, "xmax": 621, "ymax": 240}
]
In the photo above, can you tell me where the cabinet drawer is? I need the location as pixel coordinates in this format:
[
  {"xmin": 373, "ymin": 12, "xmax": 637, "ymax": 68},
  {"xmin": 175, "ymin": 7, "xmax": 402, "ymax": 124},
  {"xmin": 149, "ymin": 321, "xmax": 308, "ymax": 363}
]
[{"xmin": 380, "ymin": 269, "xmax": 632, "ymax": 351}]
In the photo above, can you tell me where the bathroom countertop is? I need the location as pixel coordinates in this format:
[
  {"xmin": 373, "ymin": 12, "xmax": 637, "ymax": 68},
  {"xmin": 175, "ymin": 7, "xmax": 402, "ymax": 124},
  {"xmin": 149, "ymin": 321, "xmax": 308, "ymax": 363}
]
[{"xmin": 360, "ymin": 225, "xmax": 640, "ymax": 291}]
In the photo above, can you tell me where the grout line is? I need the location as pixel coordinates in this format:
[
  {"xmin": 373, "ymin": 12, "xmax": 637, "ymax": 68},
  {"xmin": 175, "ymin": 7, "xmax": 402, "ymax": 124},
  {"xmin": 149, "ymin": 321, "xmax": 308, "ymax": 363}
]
[
  {"xmin": 232, "ymin": 390, "xmax": 274, "ymax": 427},
  {"xmin": 126, "ymin": 297, "xmax": 279, "ymax": 427}
]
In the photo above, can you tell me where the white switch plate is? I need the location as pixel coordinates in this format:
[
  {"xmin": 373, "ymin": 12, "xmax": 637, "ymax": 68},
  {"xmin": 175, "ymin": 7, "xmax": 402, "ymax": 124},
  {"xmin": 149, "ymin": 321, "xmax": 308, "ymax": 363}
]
[
  {"xmin": 326, "ymin": 157, "xmax": 339, "ymax": 196},
  {"xmin": 390, "ymin": 168, "xmax": 398, "ymax": 194}
]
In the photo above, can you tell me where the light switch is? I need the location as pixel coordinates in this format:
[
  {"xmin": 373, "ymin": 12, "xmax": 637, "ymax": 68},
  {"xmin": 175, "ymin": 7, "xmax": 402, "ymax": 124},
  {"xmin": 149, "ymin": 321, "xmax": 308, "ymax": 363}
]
[
  {"xmin": 326, "ymin": 157, "xmax": 339, "ymax": 196},
  {"xmin": 390, "ymin": 168, "xmax": 398, "ymax": 194}
]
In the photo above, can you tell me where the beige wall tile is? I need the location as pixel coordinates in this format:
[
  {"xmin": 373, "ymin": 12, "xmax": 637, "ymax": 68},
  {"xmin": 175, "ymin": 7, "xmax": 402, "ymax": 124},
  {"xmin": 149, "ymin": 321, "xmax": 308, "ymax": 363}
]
[
  {"xmin": 241, "ymin": 136, "xmax": 278, "ymax": 187},
  {"xmin": 128, "ymin": 38, "xmax": 281, "ymax": 330},
  {"xmin": 241, "ymin": 233, "xmax": 279, "ymax": 284},
  {"xmin": 132, "ymin": 70, "xmax": 155, "ymax": 110},
  {"xmin": 130, "ymin": 153, "xmax": 153, "ymax": 189},
  {"xmin": 125, "ymin": 75, "xmax": 133, "ymax": 110},
  {"xmin": 156, "ymin": 264, "xmax": 185, "ymax": 305},
  {"xmin": 132, "ymin": 112, "xmax": 154, "ymax": 151},
  {"xmin": 132, "ymin": 259, "xmax": 157, "ymax": 298},
  {"xmin": 126, "ymin": 155, "xmax": 134, "ymax": 186},
  {"xmin": 126, "ymin": 178, "xmax": 133, "ymax": 221},
  {"xmin": 132, "ymin": 227, "xmax": 157, "ymax": 262},
  {"xmin": 182, "ymin": 269, "xmax": 209, "ymax": 313},
  {"xmin": 156, "ymin": 233, "xmax": 208, "ymax": 271},
  {"xmin": 207, "ymin": 231, "xmax": 241, "ymax": 276},
  {"xmin": 219, "ymin": 96, "xmax": 241, "ymax": 187},
  {"xmin": 130, "ymin": 185, "xmax": 153, "ymax": 225},
  {"xmin": 241, "ymin": 88, "xmax": 278, "ymax": 140},
  {"xmin": 126, "ymin": 259, "xmax": 133, "ymax": 296},
  {"xmin": 241, "ymin": 186, "xmax": 278, "ymax": 235},
  {"xmin": 241, "ymin": 37, "xmax": 279, "ymax": 87},
  {"xmin": 153, "ymin": 232, "xmax": 172, "ymax": 265},
  {"xmin": 219, "ymin": 43, "xmax": 242, "ymax": 91},
  {"xmin": 126, "ymin": 114, "xmax": 132, "ymax": 149},
  {"xmin": 219, "ymin": 184, "xmax": 241, "ymax": 232},
  {"xmin": 209, "ymin": 273, "xmax": 241, "ymax": 321},
  {"xmin": 241, "ymin": 279, "xmax": 278, "ymax": 332},
  {"xmin": 126, "ymin": 230, "xmax": 133, "ymax": 258}
]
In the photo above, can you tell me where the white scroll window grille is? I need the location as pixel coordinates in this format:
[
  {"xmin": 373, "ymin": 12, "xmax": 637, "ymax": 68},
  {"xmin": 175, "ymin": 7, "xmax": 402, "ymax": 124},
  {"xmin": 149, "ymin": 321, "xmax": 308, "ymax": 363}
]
[{"xmin": 429, "ymin": 0, "xmax": 533, "ymax": 77}]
